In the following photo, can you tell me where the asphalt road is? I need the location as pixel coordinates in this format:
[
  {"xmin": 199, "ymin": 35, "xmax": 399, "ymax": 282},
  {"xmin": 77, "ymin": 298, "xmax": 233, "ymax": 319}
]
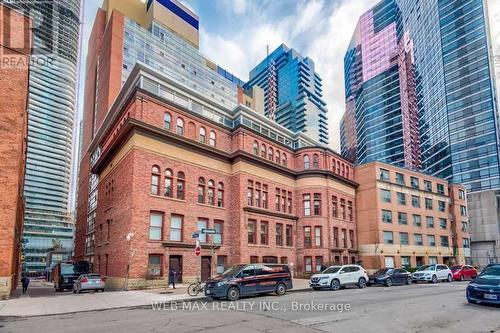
[{"xmin": 1, "ymin": 281, "xmax": 499, "ymax": 333}]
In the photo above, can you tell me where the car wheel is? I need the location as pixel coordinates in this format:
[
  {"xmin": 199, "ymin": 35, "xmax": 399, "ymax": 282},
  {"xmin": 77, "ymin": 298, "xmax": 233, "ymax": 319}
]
[
  {"xmin": 460, "ymin": 274, "xmax": 464, "ymax": 281},
  {"xmin": 447, "ymin": 274, "xmax": 453, "ymax": 282},
  {"xmin": 406, "ymin": 277, "xmax": 411, "ymax": 285},
  {"xmin": 330, "ymin": 279, "xmax": 341, "ymax": 291},
  {"xmin": 358, "ymin": 277, "xmax": 367, "ymax": 289},
  {"xmin": 227, "ymin": 287, "xmax": 240, "ymax": 301},
  {"xmin": 276, "ymin": 283, "xmax": 287, "ymax": 296},
  {"xmin": 101, "ymin": 289, "xmax": 105, "ymax": 292},
  {"xmin": 385, "ymin": 278, "xmax": 392, "ymax": 287},
  {"xmin": 432, "ymin": 275, "xmax": 438, "ymax": 283}
]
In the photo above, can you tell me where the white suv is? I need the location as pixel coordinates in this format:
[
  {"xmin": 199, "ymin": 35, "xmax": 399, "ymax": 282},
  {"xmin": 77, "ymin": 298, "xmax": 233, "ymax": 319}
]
[
  {"xmin": 412, "ymin": 264, "xmax": 453, "ymax": 283},
  {"xmin": 310, "ymin": 265, "xmax": 369, "ymax": 291}
]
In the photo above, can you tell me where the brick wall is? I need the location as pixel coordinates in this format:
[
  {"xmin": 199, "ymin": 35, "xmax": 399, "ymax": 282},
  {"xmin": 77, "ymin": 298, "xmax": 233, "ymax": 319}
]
[{"xmin": 0, "ymin": 5, "xmax": 31, "ymax": 299}]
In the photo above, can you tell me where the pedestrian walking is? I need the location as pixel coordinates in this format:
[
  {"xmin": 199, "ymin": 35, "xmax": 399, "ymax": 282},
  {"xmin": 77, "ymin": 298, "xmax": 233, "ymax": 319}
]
[
  {"xmin": 21, "ymin": 274, "xmax": 29, "ymax": 294},
  {"xmin": 169, "ymin": 267, "xmax": 177, "ymax": 289}
]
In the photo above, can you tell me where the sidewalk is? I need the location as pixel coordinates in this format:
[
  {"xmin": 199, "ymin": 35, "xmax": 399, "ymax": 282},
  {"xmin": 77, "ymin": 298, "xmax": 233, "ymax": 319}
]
[{"xmin": 0, "ymin": 279, "xmax": 310, "ymax": 317}]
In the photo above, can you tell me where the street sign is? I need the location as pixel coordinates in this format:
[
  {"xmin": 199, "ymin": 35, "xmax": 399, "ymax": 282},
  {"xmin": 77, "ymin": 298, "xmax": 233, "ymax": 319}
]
[
  {"xmin": 201, "ymin": 228, "xmax": 217, "ymax": 234},
  {"xmin": 192, "ymin": 232, "xmax": 199, "ymax": 239},
  {"xmin": 195, "ymin": 246, "xmax": 201, "ymax": 256}
]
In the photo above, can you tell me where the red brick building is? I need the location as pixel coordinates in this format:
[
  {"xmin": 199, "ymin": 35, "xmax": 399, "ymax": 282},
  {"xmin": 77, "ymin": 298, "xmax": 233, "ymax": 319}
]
[
  {"xmin": 0, "ymin": 5, "xmax": 31, "ymax": 299},
  {"xmin": 74, "ymin": 64, "xmax": 358, "ymax": 289}
]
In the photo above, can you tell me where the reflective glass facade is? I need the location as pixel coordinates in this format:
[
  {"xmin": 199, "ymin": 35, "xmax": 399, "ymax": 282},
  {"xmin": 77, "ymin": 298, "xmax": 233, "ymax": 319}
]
[
  {"xmin": 5, "ymin": 1, "xmax": 80, "ymax": 274},
  {"xmin": 342, "ymin": 0, "xmax": 500, "ymax": 193},
  {"xmin": 123, "ymin": 19, "xmax": 240, "ymax": 110},
  {"xmin": 244, "ymin": 45, "xmax": 329, "ymax": 145}
]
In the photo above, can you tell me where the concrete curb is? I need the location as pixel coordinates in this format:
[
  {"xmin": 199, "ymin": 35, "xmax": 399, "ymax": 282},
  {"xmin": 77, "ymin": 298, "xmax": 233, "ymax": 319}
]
[{"xmin": 0, "ymin": 286, "xmax": 313, "ymax": 318}]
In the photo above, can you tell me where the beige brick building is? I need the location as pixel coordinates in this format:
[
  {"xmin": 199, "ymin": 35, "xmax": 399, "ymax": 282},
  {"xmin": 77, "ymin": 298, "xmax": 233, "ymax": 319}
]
[{"xmin": 355, "ymin": 161, "xmax": 470, "ymax": 272}]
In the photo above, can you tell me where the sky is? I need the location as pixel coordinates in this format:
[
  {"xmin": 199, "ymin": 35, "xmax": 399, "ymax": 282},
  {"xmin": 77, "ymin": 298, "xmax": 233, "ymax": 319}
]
[{"xmin": 78, "ymin": 0, "xmax": 500, "ymax": 152}]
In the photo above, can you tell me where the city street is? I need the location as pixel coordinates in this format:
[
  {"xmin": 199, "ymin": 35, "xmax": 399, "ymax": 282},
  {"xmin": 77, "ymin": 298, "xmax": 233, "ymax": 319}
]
[{"xmin": 1, "ymin": 281, "xmax": 498, "ymax": 333}]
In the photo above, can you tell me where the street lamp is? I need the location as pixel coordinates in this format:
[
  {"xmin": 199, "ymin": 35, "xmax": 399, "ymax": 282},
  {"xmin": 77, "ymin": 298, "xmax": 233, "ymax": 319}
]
[{"xmin": 125, "ymin": 233, "xmax": 134, "ymax": 290}]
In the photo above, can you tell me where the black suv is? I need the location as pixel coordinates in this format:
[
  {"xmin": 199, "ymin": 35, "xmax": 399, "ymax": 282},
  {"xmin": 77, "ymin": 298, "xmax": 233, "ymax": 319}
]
[{"xmin": 205, "ymin": 263, "xmax": 293, "ymax": 301}]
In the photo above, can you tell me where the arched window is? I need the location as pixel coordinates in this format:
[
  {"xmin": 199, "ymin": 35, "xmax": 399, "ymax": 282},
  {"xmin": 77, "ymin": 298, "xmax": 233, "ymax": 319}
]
[
  {"xmin": 176, "ymin": 118, "xmax": 184, "ymax": 135},
  {"xmin": 164, "ymin": 169, "xmax": 173, "ymax": 197},
  {"xmin": 337, "ymin": 161, "xmax": 341, "ymax": 174},
  {"xmin": 253, "ymin": 141, "xmax": 259, "ymax": 155},
  {"xmin": 268, "ymin": 147, "xmax": 274, "ymax": 161},
  {"xmin": 332, "ymin": 159, "xmax": 336, "ymax": 172},
  {"xmin": 304, "ymin": 155, "xmax": 310, "ymax": 169},
  {"xmin": 199, "ymin": 127, "xmax": 206, "ymax": 143},
  {"xmin": 341, "ymin": 164, "xmax": 345, "ymax": 177},
  {"xmin": 164, "ymin": 113, "xmax": 171, "ymax": 130},
  {"xmin": 207, "ymin": 180, "xmax": 215, "ymax": 205},
  {"xmin": 312, "ymin": 154, "xmax": 319, "ymax": 169},
  {"xmin": 217, "ymin": 182, "xmax": 224, "ymax": 207},
  {"xmin": 261, "ymin": 144, "xmax": 266, "ymax": 158},
  {"xmin": 151, "ymin": 165, "xmax": 160, "ymax": 195},
  {"xmin": 198, "ymin": 177, "xmax": 206, "ymax": 204},
  {"xmin": 345, "ymin": 166, "xmax": 350, "ymax": 179},
  {"xmin": 209, "ymin": 131, "xmax": 216, "ymax": 147},
  {"xmin": 275, "ymin": 150, "xmax": 280, "ymax": 163},
  {"xmin": 282, "ymin": 153, "xmax": 287, "ymax": 166},
  {"xmin": 176, "ymin": 172, "xmax": 185, "ymax": 200}
]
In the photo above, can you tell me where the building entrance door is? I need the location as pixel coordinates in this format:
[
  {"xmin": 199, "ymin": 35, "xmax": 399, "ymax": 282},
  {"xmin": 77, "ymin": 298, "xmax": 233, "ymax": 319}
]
[
  {"xmin": 169, "ymin": 255, "xmax": 183, "ymax": 284},
  {"xmin": 384, "ymin": 256, "xmax": 395, "ymax": 268},
  {"xmin": 201, "ymin": 256, "xmax": 212, "ymax": 281}
]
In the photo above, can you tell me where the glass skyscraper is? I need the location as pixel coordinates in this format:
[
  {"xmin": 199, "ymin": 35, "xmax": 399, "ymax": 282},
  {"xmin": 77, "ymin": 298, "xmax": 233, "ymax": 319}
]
[
  {"xmin": 244, "ymin": 45, "xmax": 329, "ymax": 145},
  {"xmin": 5, "ymin": 1, "xmax": 81, "ymax": 274},
  {"xmin": 342, "ymin": 0, "xmax": 500, "ymax": 265}
]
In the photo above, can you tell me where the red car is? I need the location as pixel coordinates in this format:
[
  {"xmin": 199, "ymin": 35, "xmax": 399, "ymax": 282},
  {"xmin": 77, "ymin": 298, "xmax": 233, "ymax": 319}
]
[{"xmin": 451, "ymin": 265, "xmax": 477, "ymax": 281}]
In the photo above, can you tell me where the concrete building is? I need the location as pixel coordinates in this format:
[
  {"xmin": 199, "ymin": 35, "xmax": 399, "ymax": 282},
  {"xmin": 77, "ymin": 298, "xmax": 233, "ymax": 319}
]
[
  {"xmin": 245, "ymin": 44, "xmax": 329, "ymax": 145},
  {"xmin": 342, "ymin": 0, "xmax": 500, "ymax": 266},
  {"xmin": 0, "ymin": 4, "xmax": 31, "ymax": 299},
  {"xmin": 3, "ymin": 1, "xmax": 81, "ymax": 275},
  {"xmin": 355, "ymin": 162, "xmax": 470, "ymax": 271}
]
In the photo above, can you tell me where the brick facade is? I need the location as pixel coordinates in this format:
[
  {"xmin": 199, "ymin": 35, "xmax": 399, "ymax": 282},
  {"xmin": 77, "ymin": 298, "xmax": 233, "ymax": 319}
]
[
  {"xmin": 75, "ymin": 84, "xmax": 358, "ymax": 288},
  {"xmin": 0, "ymin": 5, "xmax": 31, "ymax": 299},
  {"xmin": 355, "ymin": 161, "xmax": 471, "ymax": 272}
]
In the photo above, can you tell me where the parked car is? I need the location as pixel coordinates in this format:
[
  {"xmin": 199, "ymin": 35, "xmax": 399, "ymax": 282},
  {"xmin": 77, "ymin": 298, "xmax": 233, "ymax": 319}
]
[
  {"xmin": 204, "ymin": 263, "xmax": 292, "ymax": 301},
  {"xmin": 466, "ymin": 264, "xmax": 500, "ymax": 305},
  {"xmin": 368, "ymin": 268, "xmax": 412, "ymax": 287},
  {"xmin": 451, "ymin": 265, "xmax": 478, "ymax": 281},
  {"xmin": 412, "ymin": 264, "xmax": 453, "ymax": 283},
  {"xmin": 310, "ymin": 265, "xmax": 369, "ymax": 291},
  {"xmin": 73, "ymin": 274, "xmax": 106, "ymax": 293}
]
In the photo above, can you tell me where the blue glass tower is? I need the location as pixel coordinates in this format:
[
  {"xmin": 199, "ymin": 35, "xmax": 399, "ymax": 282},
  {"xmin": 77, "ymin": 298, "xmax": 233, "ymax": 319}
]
[
  {"xmin": 343, "ymin": 0, "xmax": 500, "ymax": 265},
  {"xmin": 5, "ymin": 0, "xmax": 81, "ymax": 274},
  {"xmin": 244, "ymin": 44, "xmax": 329, "ymax": 145}
]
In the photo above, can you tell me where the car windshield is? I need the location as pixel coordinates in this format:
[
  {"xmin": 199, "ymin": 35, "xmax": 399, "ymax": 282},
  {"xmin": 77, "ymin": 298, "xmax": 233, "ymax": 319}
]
[
  {"xmin": 61, "ymin": 263, "xmax": 75, "ymax": 275},
  {"xmin": 374, "ymin": 268, "xmax": 393, "ymax": 275},
  {"xmin": 222, "ymin": 264, "xmax": 245, "ymax": 277},
  {"xmin": 450, "ymin": 266, "xmax": 462, "ymax": 270},
  {"xmin": 479, "ymin": 266, "xmax": 500, "ymax": 277},
  {"xmin": 322, "ymin": 267, "xmax": 341, "ymax": 274},
  {"xmin": 417, "ymin": 265, "xmax": 436, "ymax": 271}
]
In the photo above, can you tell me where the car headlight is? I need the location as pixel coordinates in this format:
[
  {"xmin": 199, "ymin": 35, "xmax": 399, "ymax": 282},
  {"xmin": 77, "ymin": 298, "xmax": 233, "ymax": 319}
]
[
  {"xmin": 319, "ymin": 277, "xmax": 328, "ymax": 280},
  {"xmin": 216, "ymin": 281, "xmax": 227, "ymax": 287}
]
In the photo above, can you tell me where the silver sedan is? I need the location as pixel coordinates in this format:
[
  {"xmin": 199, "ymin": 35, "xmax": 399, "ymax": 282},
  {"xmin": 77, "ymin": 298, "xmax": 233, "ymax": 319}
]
[{"xmin": 73, "ymin": 274, "xmax": 106, "ymax": 293}]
